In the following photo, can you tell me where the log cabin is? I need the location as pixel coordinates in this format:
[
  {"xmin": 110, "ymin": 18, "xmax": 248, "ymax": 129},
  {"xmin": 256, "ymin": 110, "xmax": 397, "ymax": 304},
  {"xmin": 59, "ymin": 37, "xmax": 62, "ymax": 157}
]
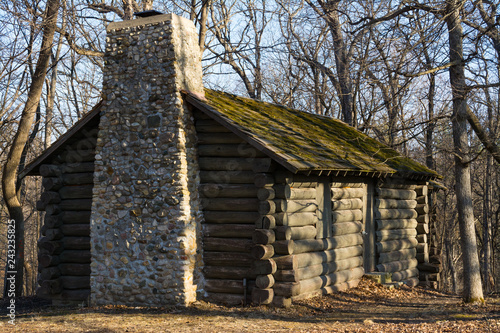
[{"xmin": 20, "ymin": 12, "xmax": 441, "ymax": 307}]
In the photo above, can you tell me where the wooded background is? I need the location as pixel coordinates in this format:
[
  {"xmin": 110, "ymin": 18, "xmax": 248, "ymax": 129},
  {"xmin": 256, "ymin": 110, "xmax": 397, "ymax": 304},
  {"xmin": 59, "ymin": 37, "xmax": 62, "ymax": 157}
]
[{"xmin": 0, "ymin": 0, "xmax": 498, "ymax": 301}]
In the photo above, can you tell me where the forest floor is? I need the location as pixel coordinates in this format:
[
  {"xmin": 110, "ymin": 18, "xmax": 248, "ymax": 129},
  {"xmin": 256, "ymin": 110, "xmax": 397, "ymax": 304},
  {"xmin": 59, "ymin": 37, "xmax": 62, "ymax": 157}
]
[{"xmin": 1, "ymin": 277, "xmax": 499, "ymax": 332}]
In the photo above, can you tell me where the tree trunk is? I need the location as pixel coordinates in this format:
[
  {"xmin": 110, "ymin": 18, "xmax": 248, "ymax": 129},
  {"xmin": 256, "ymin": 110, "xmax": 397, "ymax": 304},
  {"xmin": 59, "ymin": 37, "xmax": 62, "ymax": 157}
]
[
  {"xmin": 2, "ymin": 0, "xmax": 60, "ymax": 298},
  {"xmin": 445, "ymin": 0, "xmax": 484, "ymax": 303}
]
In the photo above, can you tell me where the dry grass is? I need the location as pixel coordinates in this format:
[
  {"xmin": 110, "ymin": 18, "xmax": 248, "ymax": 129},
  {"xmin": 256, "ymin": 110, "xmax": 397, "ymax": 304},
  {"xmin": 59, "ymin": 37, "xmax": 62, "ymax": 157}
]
[{"xmin": 1, "ymin": 278, "xmax": 499, "ymax": 332}]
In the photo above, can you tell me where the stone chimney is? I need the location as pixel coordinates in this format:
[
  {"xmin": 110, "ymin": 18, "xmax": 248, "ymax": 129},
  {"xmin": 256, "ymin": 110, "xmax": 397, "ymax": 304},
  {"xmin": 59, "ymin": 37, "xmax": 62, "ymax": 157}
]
[{"xmin": 90, "ymin": 13, "xmax": 204, "ymax": 306}]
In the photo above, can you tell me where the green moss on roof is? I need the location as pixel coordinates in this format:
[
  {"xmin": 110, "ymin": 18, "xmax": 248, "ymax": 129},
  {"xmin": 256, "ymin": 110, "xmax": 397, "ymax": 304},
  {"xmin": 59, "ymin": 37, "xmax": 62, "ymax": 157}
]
[{"xmin": 198, "ymin": 89, "xmax": 439, "ymax": 177}]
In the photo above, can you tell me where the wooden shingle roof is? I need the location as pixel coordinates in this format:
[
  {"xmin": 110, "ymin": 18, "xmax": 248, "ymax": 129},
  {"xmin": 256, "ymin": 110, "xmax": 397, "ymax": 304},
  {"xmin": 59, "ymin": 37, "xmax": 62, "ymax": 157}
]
[{"xmin": 185, "ymin": 89, "xmax": 439, "ymax": 179}]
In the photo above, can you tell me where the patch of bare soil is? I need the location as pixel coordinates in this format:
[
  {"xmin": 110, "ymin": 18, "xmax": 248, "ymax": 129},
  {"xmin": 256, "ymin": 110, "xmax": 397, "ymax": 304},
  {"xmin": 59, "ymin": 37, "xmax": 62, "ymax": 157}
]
[{"xmin": 1, "ymin": 278, "xmax": 499, "ymax": 332}]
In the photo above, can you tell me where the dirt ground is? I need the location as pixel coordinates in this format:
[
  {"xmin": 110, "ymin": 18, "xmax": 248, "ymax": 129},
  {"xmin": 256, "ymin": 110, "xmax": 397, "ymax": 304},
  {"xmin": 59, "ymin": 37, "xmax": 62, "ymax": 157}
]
[{"xmin": 1, "ymin": 278, "xmax": 499, "ymax": 332}]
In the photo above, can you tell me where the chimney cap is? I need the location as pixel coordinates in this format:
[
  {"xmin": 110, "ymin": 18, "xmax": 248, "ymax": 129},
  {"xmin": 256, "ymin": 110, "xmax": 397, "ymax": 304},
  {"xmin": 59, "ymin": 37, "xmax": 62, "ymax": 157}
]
[{"xmin": 134, "ymin": 10, "xmax": 164, "ymax": 18}]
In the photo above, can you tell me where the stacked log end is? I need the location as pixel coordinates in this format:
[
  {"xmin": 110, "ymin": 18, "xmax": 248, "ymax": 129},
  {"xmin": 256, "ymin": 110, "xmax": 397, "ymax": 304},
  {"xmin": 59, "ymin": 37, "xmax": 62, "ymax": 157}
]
[
  {"xmin": 375, "ymin": 184, "xmax": 419, "ymax": 287},
  {"xmin": 252, "ymin": 170, "xmax": 276, "ymax": 305},
  {"xmin": 416, "ymin": 184, "xmax": 442, "ymax": 289},
  {"xmin": 271, "ymin": 176, "xmax": 364, "ymax": 305},
  {"xmin": 36, "ymin": 127, "xmax": 96, "ymax": 305},
  {"xmin": 196, "ymin": 112, "xmax": 262, "ymax": 305}
]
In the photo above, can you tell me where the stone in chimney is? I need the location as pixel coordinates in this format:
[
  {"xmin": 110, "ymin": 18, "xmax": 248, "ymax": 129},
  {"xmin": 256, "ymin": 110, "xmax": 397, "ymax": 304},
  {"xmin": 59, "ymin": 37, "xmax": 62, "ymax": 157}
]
[{"xmin": 90, "ymin": 13, "xmax": 204, "ymax": 306}]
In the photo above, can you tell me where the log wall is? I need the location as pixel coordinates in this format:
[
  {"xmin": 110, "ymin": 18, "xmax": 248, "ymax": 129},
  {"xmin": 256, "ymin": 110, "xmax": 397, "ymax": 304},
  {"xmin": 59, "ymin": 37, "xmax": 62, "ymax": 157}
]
[
  {"xmin": 417, "ymin": 184, "xmax": 442, "ymax": 289},
  {"xmin": 195, "ymin": 111, "xmax": 263, "ymax": 305},
  {"xmin": 35, "ymin": 129, "xmax": 96, "ymax": 305},
  {"xmin": 374, "ymin": 182, "xmax": 419, "ymax": 286},
  {"xmin": 271, "ymin": 175, "xmax": 364, "ymax": 305}
]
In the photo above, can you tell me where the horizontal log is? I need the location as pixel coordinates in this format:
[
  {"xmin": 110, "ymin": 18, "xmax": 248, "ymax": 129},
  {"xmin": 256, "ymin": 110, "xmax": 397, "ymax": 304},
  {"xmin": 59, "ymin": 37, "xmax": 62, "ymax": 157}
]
[
  {"xmin": 63, "ymin": 237, "xmax": 90, "ymax": 250},
  {"xmin": 274, "ymin": 172, "xmax": 317, "ymax": 187},
  {"xmin": 274, "ymin": 186, "xmax": 316, "ymax": 200},
  {"xmin": 198, "ymin": 157, "xmax": 252, "ymax": 173},
  {"xmin": 275, "ymin": 212, "xmax": 318, "ymax": 227},
  {"xmin": 203, "ymin": 211, "xmax": 260, "ymax": 224},
  {"xmin": 331, "ymin": 209, "xmax": 363, "ymax": 223},
  {"xmin": 417, "ymin": 263, "xmax": 440, "ymax": 273},
  {"xmin": 251, "ymin": 259, "xmax": 277, "ymax": 275},
  {"xmin": 376, "ymin": 219, "xmax": 417, "ymax": 230},
  {"xmin": 44, "ymin": 215, "xmax": 63, "ymax": 229},
  {"xmin": 59, "ymin": 250, "xmax": 91, "ymax": 264},
  {"xmin": 416, "ymin": 234, "xmax": 427, "ymax": 243},
  {"xmin": 274, "ymin": 240, "xmax": 294, "ymax": 255},
  {"xmin": 200, "ymin": 184, "xmax": 258, "ymax": 198},
  {"xmin": 204, "ymin": 279, "xmax": 247, "ymax": 294},
  {"xmin": 331, "ymin": 222, "xmax": 362, "ymax": 236},
  {"xmin": 332, "ymin": 198, "xmax": 363, "ymax": 211},
  {"xmin": 258, "ymin": 200, "xmax": 276, "ymax": 214},
  {"xmin": 203, "ymin": 251, "xmax": 254, "ymax": 267},
  {"xmin": 275, "ymin": 225, "xmax": 317, "ymax": 240},
  {"xmin": 416, "ymin": 223, "xmax": 429, "ymax": 234},
  {"xmin": 254, "ymin": 173, "xmax": 274, "ymax": 188},
  {"xmin": 43, "ymin": 228, "xmax": 63, "ymax": 241},
  {"xmin": 291, "ymin": 279, "xmax": 361, "ymax": 302},
  {"xmin": 45, "ymin": 205, "xmax": 62, "ymax": 216},
  {"xmin": 376, "ymin": 229, "xmax": 418, "ymax": 241},
  {"xmin": 203, "ymin": 237, "xmax": 253, "ymax": 253},
  {"xmin": 257, "ymin": 187, "xmax": 275, "ymax": 200},
  {"xmin": 42, "ymin": 177, "xmax": 63, "ymax": 191},
  {"xmin": 40, "ymin": 164, "xmax": 62, "ymax": 177},
  {"xmin": 376, "ymin": 238, "xmax": 418, "ymax": 253},
  {"xmin": 297, "ymin": 267, "xmax": 365, "ymax": 295},
  {"xmin": 273, "ymin": 255, "xmax": 298, "ymax": 270},
  {"xmin": 59, "ymin": 276, "xmax": 90, "ymax": 289},
  {"xmin": 201, "ymin": 198, "xmax": 259, "ymax": 211},
  {"xmin": 59, "ymin": 199, "xmax": 93, "ymax": 211},
  {"xmin": 38, "ymin": 238, "xmax": 64, "ymax": 255},
  {"xmin": 376, "ymin": 258, "xmax": 418, "ymax": 273},
  {"xmin": 58, "ymin": 211, "xmax": 92, "ymax": 224},
  {"xmin": 274, "ymin": 282, "xmax": 301, "ymax": 296},
  {"xmin": 375, "ymin": 209, "xmax": 417, "ymax": 220},
  {"xmin": 331, "ymin": 181, "xmax": 364, "ymax": 188},
  {"xmin": 39, "ymin": 254, "xmax": 60, "ymax": 268},
  {"xmin": 376, "ymin": 188, "xmax": 416, "ymax": 200},
  {"xmin": 416, "ymin": 252, "xmax": 429, "ymax": 263},
  {"xmin": 256, "ymin": 215, "xmax": 276, "ymax": 229},
  {"xmin": 58, "ymin": 185, "xmax": 94, "ymax": 199},
  {"xmin": 197, "ymin": 132, "xmax": 244, "ymax": 144},
  {"xmin": 252, "ymin": 229, "xmax": 275, "ymax": 245},
  {"xmin": 277, "ymin": 199, "xmax": 317, "ymax": 213},
  {"xmin": 255, "ymin": 274, "xmax": 275, "ymax": 289},
  {"xmin": 403, "ymin": 277, "xmax": 420, "ymax": 287},
  {"xmin": 415, "ymin": 204, "xmax": 429, "ymax": 214},
  {"xmin": 293, "ymin": 234, "xmax": 363, "ymax": 254},
  {"xmin": 60, "ymin": 224, "xmax": 90, "ymax": 237},
  {"xmin": 276, "ymin": 256, "xmax": 363, "ymax": 282},
  {"xmin": 200, "ymin": 171, "xmax": 255, "ymax": 184},
  {"xmin": 415, "ymin": 186, "xmax": 428, "ymax": 197},
  {"xmin": 331, "ymin": 188, "xmax": 364, "ymax": 200},
  {"xmin": 203, "ymin": 266, "xmax": 256, "ymax": 279},
  {"xmin": 252, "ymin": 158, "xmax": 276, "ymax": 173},
  {"xmin": 40, "ymin": 279, "xmax": 63, "ymax": 295},
  {"xmin": 416, "ymin": 195, "xmax": 428, "ymax": 204},
  {"xmin": 197, "ymin": 144, "xmax": 266, "ymax": 158},
  {"xmin": 375, "ymin": 199, "xmax": 417, "ymax": 209},
  {"xmin": 61, "ymin": 173, "xmax": 94, "ymax": 185},
  {"xmin": 203, "ymin": 224, "xmax": 255, "ymax": 238},
  {"xmin": 252, "ymin": 287, "xmax": 274, "ymax": 305},
  {"xmin": 41, "ymin": 191, "xmax": 61, "ymax": 205},
  {"xmin": 378, "ymin": 248, "xmax": 417, "ymax": 264},
  {"xmin": 250, "ymin": 244, "xmax": 274, "ymax": 260},
  {"xmin": 40, "ymin": 267, "xmax": 61, "ymax": 280},
  {"xmin": 205, "ymin": 292, "xmax": 248, "ymax": 306},
  {"xmin": 295, "ymin": 245, "xmax": 364, "ymax": 268}
]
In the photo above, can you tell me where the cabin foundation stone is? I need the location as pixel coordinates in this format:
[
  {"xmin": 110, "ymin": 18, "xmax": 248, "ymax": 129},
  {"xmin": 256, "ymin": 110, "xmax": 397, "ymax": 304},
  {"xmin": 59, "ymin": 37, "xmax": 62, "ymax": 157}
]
[{"xmin": 89, "ymin": 13, "xmax": 204, "ymax": 307}]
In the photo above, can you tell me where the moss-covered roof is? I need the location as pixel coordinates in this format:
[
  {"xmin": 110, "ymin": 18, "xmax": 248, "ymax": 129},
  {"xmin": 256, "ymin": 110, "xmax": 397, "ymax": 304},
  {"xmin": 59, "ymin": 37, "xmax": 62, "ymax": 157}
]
[{"xmin": 186, "ymin": 89, "xmax": 439, "ymax": 178}]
